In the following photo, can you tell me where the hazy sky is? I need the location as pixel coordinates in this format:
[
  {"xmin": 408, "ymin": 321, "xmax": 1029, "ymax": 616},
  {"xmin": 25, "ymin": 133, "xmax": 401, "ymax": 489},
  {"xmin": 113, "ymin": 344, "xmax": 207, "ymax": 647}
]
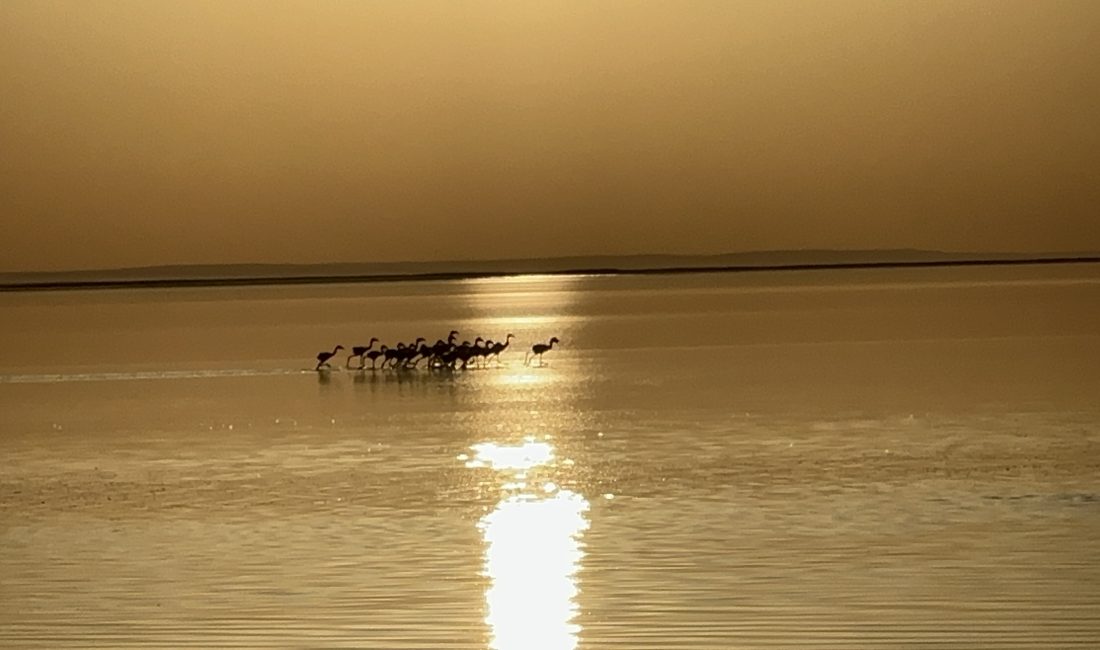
[{"xmin": 2, "ymin": 1, "xmax": 1098, "ymax": 272}]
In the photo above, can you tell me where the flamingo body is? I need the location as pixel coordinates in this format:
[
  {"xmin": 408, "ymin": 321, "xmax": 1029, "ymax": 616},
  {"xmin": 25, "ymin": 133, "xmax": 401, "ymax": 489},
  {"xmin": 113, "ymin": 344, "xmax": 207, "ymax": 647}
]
[
  {"xmin": 524, "ymin": 337, "xmax": 559, "ymax": 366},
  {"xmin": 315, "ymin": 345, "xmax": 344, "ymax": 371}
]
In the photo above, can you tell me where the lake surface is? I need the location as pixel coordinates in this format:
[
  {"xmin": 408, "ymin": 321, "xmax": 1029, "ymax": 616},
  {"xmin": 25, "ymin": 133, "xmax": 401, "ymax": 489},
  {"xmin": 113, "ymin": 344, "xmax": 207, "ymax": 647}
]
[{"xmin": 2, "ymin": 265, "xmax": 1099, "ymax": 648}]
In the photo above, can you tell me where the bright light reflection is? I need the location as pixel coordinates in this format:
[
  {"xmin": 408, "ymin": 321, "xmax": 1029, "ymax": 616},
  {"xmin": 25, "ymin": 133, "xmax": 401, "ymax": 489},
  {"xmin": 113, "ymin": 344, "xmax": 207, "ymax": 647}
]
[
  {"xmin": 469, "ymin": 439, "xmax": 590, "ymax": 650},
  {"xmin": 456, "ymin": 273, "xmax": 582, "ymax": 355},
  {"xmin": 492, "ymin": 370, "xmax": 555, "ymax": 389},
  {"xmin": 467, "ymin": 439, "xmax": 554, "ymax": 471},
  {"xmin": 480, "ymin": 489, "xmax": 589, "ymax": 650}
]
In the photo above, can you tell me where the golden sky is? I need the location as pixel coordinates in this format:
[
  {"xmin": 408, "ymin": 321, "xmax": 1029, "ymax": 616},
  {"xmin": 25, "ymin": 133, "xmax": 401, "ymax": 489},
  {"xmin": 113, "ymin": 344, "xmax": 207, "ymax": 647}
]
[{"xmin": 2, "ymin": 0, "xmax": 1098, "ymax": 272}]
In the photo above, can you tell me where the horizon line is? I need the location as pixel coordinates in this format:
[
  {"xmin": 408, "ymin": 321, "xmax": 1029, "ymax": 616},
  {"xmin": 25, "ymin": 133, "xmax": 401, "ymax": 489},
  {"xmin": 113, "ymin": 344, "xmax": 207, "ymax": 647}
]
[
  {"xmin": 5, "ymin": 247, "xmax": 1099, "ymax": 278},
  {"xmin": 2, "ymin": 255, "xmax": 1098, "ymax": 293}
]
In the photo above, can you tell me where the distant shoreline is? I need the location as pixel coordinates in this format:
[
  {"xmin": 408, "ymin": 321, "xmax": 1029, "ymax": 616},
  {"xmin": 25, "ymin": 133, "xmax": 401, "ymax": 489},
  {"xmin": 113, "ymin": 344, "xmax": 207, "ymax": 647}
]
[{"xmin": 2, "ymin": 256, "xmax": 1098, "ymax": 292}]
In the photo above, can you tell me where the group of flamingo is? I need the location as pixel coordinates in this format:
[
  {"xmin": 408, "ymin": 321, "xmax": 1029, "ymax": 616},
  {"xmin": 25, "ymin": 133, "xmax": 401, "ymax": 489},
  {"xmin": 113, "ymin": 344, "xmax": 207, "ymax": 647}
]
[{"xmin": 314, "ymin": 330, "xmax": 560, "ymax": 371}]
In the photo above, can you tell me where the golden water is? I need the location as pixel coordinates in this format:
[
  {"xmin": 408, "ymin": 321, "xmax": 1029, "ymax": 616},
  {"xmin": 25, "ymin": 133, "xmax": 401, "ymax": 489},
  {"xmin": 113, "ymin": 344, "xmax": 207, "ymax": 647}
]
[{"xmin": 2, "ymin": 266, "xmax": 1099, "ymax": 647}]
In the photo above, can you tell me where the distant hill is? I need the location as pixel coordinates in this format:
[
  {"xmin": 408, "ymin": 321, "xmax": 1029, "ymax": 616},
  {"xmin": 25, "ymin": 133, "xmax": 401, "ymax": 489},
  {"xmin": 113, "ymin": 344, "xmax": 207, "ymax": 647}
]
[{"xmin": 2, "ymin": 250, "xmax": 1098, "ymax": 290}]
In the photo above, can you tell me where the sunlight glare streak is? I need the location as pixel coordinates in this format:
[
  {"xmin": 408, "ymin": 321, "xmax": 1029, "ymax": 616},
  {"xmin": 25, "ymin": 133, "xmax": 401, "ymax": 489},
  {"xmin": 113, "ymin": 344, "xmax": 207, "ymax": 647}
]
[
  {"xmin": 467, "ymin": 439, "xmax": 554, "ymax": 471},
  {"xmin": 495, "ymin": 371, "xmax": 547, "ymax": 386},
  {"xmin": 456, "ymin": 274, "xmax": 582, "ymax": 352},
  {"xmin": 480, "ymin": 489, "xmax": 590, "ymax": 650},
  {"xmin": 468, "ymin": 438, "xmax": 590, "ymax": 649}
]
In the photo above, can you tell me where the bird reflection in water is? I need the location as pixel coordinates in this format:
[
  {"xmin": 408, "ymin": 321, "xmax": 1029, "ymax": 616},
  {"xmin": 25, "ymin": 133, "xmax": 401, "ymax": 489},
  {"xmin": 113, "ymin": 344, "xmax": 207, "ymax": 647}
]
[{"xmin": 466, "ymin": 439, "xmax": 590, "ymax": 650}]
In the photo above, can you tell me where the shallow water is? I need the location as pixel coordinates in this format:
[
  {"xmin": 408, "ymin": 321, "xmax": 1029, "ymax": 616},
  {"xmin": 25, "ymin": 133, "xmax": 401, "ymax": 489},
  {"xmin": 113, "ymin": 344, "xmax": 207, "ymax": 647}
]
[{"xmin": 2, "ymin": 265, "xmax": 1099, "ymax": 648}]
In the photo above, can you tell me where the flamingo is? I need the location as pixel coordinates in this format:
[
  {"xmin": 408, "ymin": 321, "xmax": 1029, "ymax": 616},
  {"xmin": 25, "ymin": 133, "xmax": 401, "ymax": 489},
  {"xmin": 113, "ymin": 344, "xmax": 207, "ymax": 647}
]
[
  {"xmin": 398, "ymin": 337, "xmax": 426, "ymax": 368},
  {"xmin": 437, "ymin": 345, "xmax": 460, "ymax": 370},
  {"xmin": 524, "ymin": 337, "xmax": 559, "ymax": 367},
  {"xmin": 382, "ymin": 343, "xmax": 406, "ymax": 369},
  {"xmin": 456, "ymin": 337, "xmax": 484, "ymax": 369},
  {"xmin": 410, "ymin": 341, "xmax": 436, "ymax": 368},
  {"xmin": 315, "ymin": 345, "xmax": 344, "ymax": 371},
  {"xmin": 440, "ymin": 339, "xmax": 473, "ymax": 369},
  {"xmin": 426, "ymin": 330, "xmax": 460, "ymax": 368},
  {"xmin": 365, "ymin": 345, "xmax": 387, "ymax": 370},
  {"xmin": 471, "ymin": 338, "xmax": 491, "ymax": 368},
  {"xmin": 346, "ymin": 338, "xmax": 379, "ymax": 369},
  {"xmin": 488, "ymin": 333, "xmax": 515, "ymax": 365}
]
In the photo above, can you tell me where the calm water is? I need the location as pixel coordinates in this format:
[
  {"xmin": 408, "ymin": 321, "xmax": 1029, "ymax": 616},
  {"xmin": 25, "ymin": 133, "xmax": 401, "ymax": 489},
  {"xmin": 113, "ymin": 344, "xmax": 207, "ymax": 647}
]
[{"xmin": 2, "ymin": 265, "xmax": 1099, "ymax": 648}]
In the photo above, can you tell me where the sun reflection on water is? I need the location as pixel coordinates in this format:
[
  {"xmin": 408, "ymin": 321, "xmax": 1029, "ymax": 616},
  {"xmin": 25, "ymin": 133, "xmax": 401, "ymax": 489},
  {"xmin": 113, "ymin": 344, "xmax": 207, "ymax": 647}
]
[
  {"xmin": 466, "ymin": 439, "xmax": 554, "ymax": 471},
  {"xmin": 467, "ymin": 440, "xmax": 590, "ymax": 650}
]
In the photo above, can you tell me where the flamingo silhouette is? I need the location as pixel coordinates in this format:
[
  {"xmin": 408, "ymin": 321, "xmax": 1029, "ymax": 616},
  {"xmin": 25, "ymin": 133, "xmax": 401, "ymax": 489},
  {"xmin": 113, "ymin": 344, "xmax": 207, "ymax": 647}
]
[
  {"xmin": 426, "ymin": 330, "xmax": 460, "ymax": 369},
  {"xmin": 471, "ymin": 337, "xmax": 491, "ymax": 368},
  {"xmin": 315, "ymin": 345, "xmax": 344, "ymax": 371},
  {"xmin": 524, "ymin": 337, "xmax": 559, "ymax": 367},
  {"xmin": 398, "ymin": 337, "xmax": 426, "ymax": 368},
  {"xmin": 457, "ymin": 337, "xmax": 485, "ymax": 369},
  {"xmin": 346, "ymin": 338, "xmax": 379, "ymax": 369},
  {"xmin": 437, "ymin": 345, "xmax": 459, "ymax": 369},
  {"xmin": 488, "ymin": 333, "xmax": 515, "ymax": 365},
  {"xmin": 382, "ymin": 343, "xmax": 406, "ymax": 369},
  {"xmin": 441, "ymin": 339, "xmax": 473, "ymax": 370},
  {"xmin": 365, "ymin": 345, "xmax": 387, "ymax": 370},
  {"xmin": 410, "ymin": 341, "xmax": 435, "ymax": 368}
]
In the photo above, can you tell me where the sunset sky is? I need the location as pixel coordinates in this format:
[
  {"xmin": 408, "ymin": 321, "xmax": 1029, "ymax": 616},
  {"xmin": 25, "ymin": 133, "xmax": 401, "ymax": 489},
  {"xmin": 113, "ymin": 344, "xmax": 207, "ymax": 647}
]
[{"xmin": 2, "ymin": 0, "xmax": 1098, "ymax": 273}]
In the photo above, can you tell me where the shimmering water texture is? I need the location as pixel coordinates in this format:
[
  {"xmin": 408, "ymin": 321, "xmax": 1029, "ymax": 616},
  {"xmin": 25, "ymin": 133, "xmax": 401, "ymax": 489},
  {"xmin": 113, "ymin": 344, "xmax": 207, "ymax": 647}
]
[{"xmin": 2, "ymin": 265, "xmax": 1099, "ymax": 648}]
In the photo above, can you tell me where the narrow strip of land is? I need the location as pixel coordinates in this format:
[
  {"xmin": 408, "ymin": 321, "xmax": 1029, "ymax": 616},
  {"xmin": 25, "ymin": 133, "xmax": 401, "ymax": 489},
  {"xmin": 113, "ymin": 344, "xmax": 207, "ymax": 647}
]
[{"xmin": 2, "ymin": 256, "xmax": 1098, "ymax": 292}]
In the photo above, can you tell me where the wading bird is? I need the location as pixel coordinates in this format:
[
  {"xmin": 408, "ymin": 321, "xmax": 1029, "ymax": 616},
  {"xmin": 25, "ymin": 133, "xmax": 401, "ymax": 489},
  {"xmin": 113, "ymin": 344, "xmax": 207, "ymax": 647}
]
[
  {"xmin": 346, "ymin": 338, "xmax": 379, "ymax": 369},
  {"xmin": 487, "ymin": 333, "xmax": 515, "ymax": 365},
  {"xmin": 365, "ymin": 345, "xmax": 387, "ymax": 370},
  {"xmin": 397, "ymin": 337, "xmax": 426, "ymax": 369},
  {"xmin": 425, "ymin": 330, "xmax": 460, "ymax": 368},
  {"xmin": 381, "ymin": 343, "xmax": 406, "ymax": 369},
  {"xmin": 315, "ymin": 345, "xmax": 344, "ymax": 371},
  {"xmin": 524, "ymin": 337, "xmax": 559, "ymax": 367},
  {"xmin": 410, "ymin": 341, "xmax": 435, "ymax": 368},
  {"xmin": 471, "ymin": 337, "xmax": 491, "ymax": 368},
  {"xmin": 450, "ymin": 339, "xmax": 477, "ymax": 370}
]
